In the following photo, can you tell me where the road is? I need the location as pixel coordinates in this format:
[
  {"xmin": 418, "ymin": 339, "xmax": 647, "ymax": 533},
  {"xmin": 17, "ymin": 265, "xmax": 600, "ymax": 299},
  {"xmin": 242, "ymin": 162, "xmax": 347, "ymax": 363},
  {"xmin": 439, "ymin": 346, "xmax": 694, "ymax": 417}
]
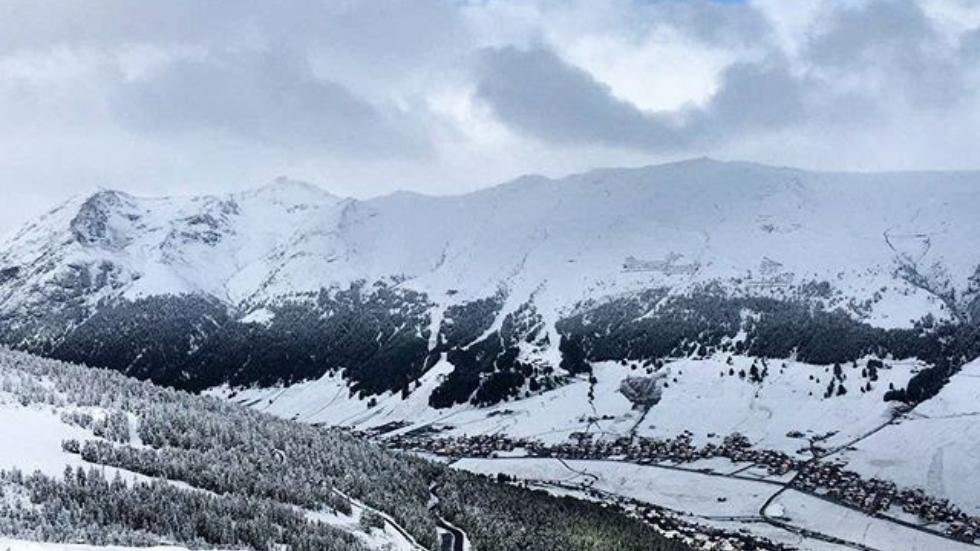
[
  {"xmin": 435, "ymin": 517, "xmax": 465, "ymax": 551},
  {"xmin": 331, "ymin": 488, "xmax": 431, "ymax": 551},
  {"xmin": 428, "ymin": 480, "xmax": 470, "ymax": 551}
]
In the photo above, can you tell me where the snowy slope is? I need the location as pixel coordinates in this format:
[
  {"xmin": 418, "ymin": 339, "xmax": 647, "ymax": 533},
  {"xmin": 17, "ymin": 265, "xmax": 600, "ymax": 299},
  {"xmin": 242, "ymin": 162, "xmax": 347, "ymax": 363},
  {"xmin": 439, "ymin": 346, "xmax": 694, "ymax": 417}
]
[
  {"xmin": 213, "ymin": 352, "xmax": 980, "ymax": 511},
  {"xmin": 0, "ymin": 349, "xmax": 419, "ymax": 551},
  {"xmin": 215, "ymin": 354, "xmax": 913, "ymax": 449},
  {"xmin": 3, "ymin": 159, "xmax": 978, "ymax": 335},
  {"xmin": 0, "ymin": 348, "xmax": 685, "ymax": 551},
  {"xmin": 2, "ymin": 157, "xmax": 978, "ymax": 451},
  {"xmin": 3, "ymin": 158, "xmax": 980, "ymax": 432},
  {"xmin": 241, "ymin": 160, "xmax": 980, "ymax": 330},
  {"xmin": 840, "ymin": 357, "xmax": 980, "ymax": 514},
  {"xmin": 0, "ymin": 177, "xmax": 339, "ymax": 316},
  {"xmin": 2, "ymin": 158, "xmax": 978, "ymax": 411}
]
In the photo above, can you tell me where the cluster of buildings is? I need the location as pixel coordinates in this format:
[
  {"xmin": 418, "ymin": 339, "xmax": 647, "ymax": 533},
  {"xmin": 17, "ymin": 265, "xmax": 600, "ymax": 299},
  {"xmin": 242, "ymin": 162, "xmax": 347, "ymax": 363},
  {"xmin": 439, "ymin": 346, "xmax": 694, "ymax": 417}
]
[
  {"xmin": 795, "ymin": 462, "xmax": 979, "ymax": 542},
  {"xmin": 382, "ymin": 430, "xmax": 979, "ymax": 543},
  {"xmin": 622, "ymin": 253, "xmax": 700, "ymax": 276},
  {"xmin": 634, "ymin": 504, "xmax": 796, "ymax": 551}
]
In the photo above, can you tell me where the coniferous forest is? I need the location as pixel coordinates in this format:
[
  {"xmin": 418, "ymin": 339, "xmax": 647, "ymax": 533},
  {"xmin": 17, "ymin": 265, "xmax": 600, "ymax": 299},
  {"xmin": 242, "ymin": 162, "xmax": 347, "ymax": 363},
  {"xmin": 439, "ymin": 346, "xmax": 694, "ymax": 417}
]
[{"xmin": 0, "ymin": 348, "xmax": 690, "ymax": 551}]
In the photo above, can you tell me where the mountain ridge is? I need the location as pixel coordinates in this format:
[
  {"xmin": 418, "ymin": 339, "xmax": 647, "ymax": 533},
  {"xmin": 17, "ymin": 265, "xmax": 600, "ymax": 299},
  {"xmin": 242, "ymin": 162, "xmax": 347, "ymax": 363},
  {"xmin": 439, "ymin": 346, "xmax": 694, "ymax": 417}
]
[{"xmin": 1, "ymin": 158, "xmax": 979, "ymax": 408}]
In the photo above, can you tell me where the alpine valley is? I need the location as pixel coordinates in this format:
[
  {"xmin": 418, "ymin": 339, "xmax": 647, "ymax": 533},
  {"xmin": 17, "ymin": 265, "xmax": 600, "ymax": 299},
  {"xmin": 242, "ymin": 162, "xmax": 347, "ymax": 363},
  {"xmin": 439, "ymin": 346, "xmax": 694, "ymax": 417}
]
[{"xmin": 4, "ymin": 158, "xmax": 980, "ymax": 550}]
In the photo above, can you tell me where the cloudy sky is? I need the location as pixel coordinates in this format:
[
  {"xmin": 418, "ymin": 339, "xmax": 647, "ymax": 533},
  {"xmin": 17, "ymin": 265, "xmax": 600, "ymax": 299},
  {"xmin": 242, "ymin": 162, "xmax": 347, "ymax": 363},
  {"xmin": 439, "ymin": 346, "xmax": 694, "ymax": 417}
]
[{"xmin": 2, "ymin": 0, "xmax": 980, "ymax": 232}]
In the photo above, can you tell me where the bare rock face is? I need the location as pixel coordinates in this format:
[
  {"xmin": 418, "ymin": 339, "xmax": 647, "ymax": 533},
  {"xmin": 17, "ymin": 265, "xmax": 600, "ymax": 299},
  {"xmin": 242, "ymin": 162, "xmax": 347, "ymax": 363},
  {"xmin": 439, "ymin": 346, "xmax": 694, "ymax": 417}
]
[
  {"xmin": 619, "ymin": 373, "xmax": 668, "ymax": 409},
  {"xmin": 0, "ymin": 266, "xmax": 19, "ymax": 284},
  {"xmin": 70, "ymin": 191, "xmax": 139, "ymax": 249}
]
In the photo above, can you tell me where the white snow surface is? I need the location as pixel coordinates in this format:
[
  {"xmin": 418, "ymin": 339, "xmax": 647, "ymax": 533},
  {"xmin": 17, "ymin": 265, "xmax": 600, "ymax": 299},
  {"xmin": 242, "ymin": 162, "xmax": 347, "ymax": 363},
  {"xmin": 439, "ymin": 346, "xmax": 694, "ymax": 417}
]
[
  {"xmin": 214, "ymin": 354, "xmax": 918, "ymax": 453},
  {"xmin": 0, "ymin": 393, "xmax": 147, "ymax": 484},
  {"xmin": 3, "ymin": 159, "xmax": 978, "ymax": 332},
  {"xmin": 841, "ymin": 357, "xmax": 980, "ymax": 514}
]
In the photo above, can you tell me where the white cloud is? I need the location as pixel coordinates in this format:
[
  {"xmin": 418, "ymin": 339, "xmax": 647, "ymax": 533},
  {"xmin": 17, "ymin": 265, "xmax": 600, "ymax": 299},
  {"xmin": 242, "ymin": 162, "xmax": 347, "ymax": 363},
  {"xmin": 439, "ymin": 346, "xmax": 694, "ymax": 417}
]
[{"xmin": 0, "ymin": 0, "xmax": 979, "ymax": 233}]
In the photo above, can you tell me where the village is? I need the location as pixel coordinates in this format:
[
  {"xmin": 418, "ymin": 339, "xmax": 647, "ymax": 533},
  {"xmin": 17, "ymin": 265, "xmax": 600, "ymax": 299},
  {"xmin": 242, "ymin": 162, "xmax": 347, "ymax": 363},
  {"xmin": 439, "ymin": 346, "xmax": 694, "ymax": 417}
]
[{"xmin": 378, "ymin": 429, "xmax": 980, "ymax": 544}]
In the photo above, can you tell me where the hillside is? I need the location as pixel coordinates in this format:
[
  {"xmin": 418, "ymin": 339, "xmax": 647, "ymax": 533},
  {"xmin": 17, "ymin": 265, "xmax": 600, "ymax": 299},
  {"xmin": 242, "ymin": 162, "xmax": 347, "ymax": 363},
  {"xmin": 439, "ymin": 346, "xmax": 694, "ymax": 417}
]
[
  {"xmin": 1, "ymin": 159, "xmax": 978, "ymax": 408},
  {"xmin": 0, "ymin": 347, "xmax": 690, "ymax": 551}
]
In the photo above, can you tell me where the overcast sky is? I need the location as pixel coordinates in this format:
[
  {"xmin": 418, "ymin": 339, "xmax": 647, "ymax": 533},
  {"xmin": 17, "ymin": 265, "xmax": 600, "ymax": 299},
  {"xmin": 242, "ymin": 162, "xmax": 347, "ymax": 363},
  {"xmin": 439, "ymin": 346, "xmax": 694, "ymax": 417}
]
[{"xmin": 2, "ymin": 0, "xmax": 980, "ymax": 232}]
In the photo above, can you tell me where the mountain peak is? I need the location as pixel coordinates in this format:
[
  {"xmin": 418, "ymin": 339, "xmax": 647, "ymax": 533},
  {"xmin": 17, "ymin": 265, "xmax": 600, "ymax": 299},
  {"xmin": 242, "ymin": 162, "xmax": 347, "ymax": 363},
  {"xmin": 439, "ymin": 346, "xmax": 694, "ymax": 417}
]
[
  {"xmin": 240, "ymin": 177, "xmax": 338, "ymax": 208},
  {"xmin": 258, "ymin": 176, "xmax": 331, "ymax": 195},
  {"xmin": 70, "ymin": 189, "xmax": 141, "ymax": 248}
]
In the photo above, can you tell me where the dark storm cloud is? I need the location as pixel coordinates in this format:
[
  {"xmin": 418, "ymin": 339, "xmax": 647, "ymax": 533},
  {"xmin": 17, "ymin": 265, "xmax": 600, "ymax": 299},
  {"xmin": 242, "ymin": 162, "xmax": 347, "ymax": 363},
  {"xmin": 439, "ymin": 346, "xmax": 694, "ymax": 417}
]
[
  {"xmin": 805, "ymin": 0, "xmax": 935, "ymax": 68},
  {"xmin": 111, "ymin": 50, "xmax": 428, "ymax": 157},
  {"xmin": 0, "ymin": 0, "xmax": 459, "ymax": 158},
  {"xmin": 473, "ymin": 1, "xmax": 980, "ymax": 153},
  {"xmin": 5, "ymin": 0, "xmax": 973, "ymax": 160},
  {"xmin": 474, "ymin": 46, "xmax": 685, "ymax": 151},
  {"xmin": 684, "ymin": 60, "xmax": 806, "ymax": 139},
  {"xmin": 474, "ymin": 46, "xmax": 805, "ymax": 152}
]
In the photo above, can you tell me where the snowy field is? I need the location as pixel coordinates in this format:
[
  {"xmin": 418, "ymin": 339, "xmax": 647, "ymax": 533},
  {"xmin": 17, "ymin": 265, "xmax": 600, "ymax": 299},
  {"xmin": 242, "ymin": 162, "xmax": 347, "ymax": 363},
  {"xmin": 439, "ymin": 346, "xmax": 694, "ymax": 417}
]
[
  {"xmin": 456, "ymin": 457, "xmax": 775, "ymax": 517},
  {"xmin": 216, "ymin": 354, "xmax": 918, "ymax": 453},
  {"xmin": 0, "ymin": 394, "xmax": 149, "ymax": 484},
  {"xmin": 767, "ymin": 490, "xmax": 977, "ymax": 551},
  {"xmin": 841, "ymin": 358, "xmax": 980, "ymax": 514},
  {"xmin": 454, "ymin": 456, "xmax": 972, "ymax": 551}
]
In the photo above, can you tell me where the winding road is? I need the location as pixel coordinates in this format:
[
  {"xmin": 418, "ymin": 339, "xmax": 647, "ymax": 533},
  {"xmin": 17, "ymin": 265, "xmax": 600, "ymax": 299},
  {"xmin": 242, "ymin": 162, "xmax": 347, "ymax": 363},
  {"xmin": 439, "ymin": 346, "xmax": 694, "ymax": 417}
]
[
  {"xmin": 331, "ymin": 488, "xmax": 431, "ymax": 551},
  {"xmin": 435, "ymin": 517, "xmax": 465, "ymax": 551},
  {"xmin": 428, "ymin": 480, "xmax": 470, "ymax": 551}
]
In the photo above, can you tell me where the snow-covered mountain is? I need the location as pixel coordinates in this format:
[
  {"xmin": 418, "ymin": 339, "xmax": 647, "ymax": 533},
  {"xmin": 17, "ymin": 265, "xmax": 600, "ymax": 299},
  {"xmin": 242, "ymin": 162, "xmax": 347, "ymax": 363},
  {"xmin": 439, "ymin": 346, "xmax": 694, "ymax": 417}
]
[
  {"xmin": 5, "ymin": 158, "xmax": 980, "ymax": 549},
  {"xmin": 1, "ymin": 158, "xmax": 979, "ymax": 405}
]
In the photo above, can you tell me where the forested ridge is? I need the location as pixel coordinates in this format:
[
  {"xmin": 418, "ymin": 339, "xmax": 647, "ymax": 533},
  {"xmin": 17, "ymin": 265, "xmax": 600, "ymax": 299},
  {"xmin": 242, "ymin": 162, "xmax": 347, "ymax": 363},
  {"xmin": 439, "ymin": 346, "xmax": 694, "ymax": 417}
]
[
  {"xmin": 7, "ymin": 275, "xmax": 980, "ymax": 412},
  {"xmin": 554, "ymin": 285, "xmax": 980, "ymax": 406}
]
